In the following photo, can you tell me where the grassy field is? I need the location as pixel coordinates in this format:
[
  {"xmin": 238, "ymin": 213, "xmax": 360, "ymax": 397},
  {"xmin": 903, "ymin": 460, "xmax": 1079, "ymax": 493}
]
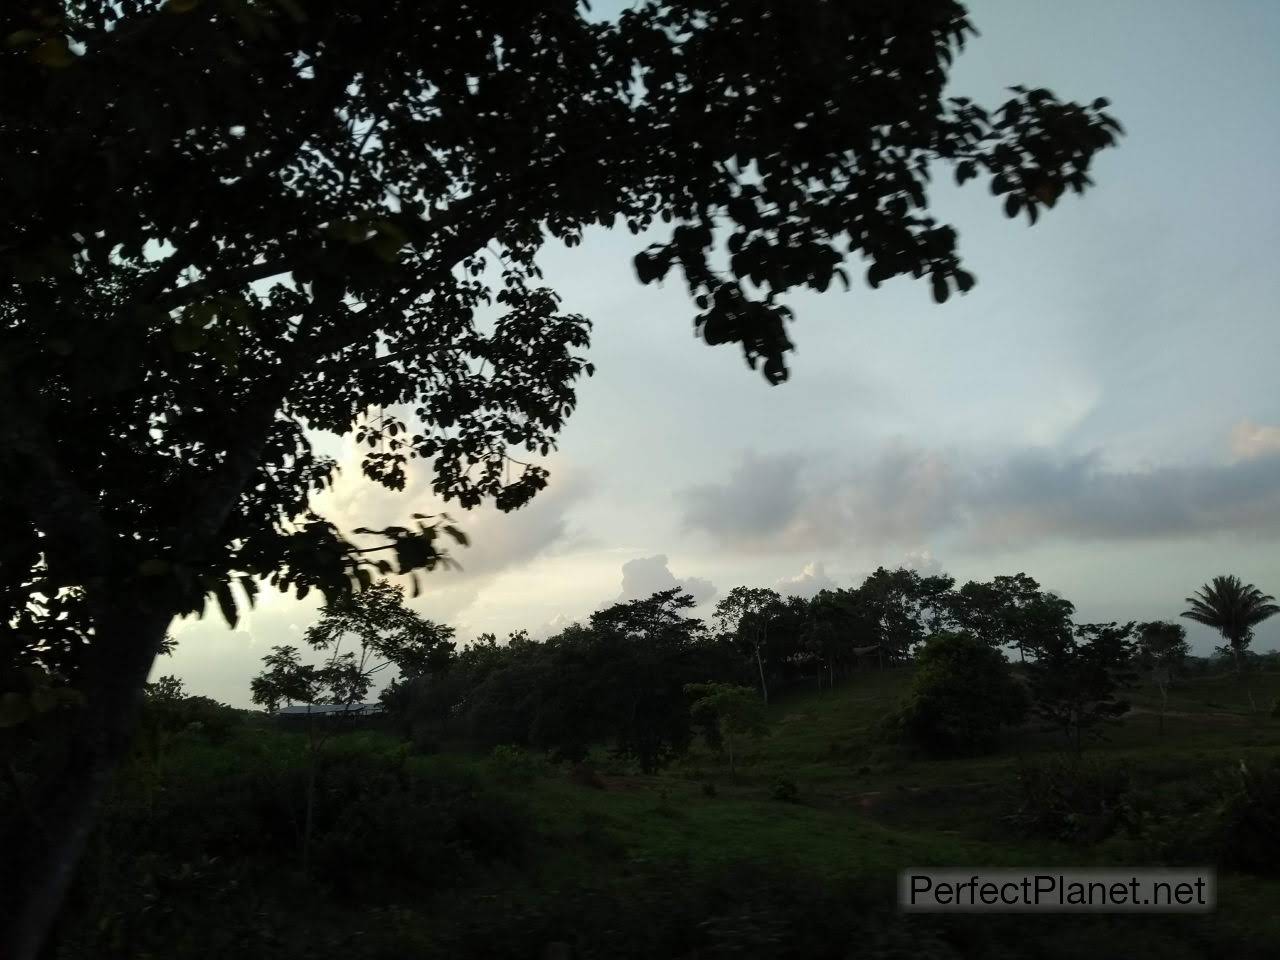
[
  {"xmin": 515, "ymin": 666, "xmax": 1280, "ymax": 942},
  {"xmin": 83, "ymin": 666, "xmax": 1280, "ymax": 957}
]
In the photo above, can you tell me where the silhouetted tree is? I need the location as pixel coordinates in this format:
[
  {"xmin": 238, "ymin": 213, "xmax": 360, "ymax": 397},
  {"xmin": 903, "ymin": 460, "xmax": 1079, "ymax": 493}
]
[
  {"xmin": 1028, "ymin": 622, "xmax": 1137, "ymax": 754},
  {"xmin": 852, "ymin": 567, "xmax": 953, "ymax": 666},
  {"xmin": 1181, "ymin": 576, "xmax": 1278, "ymax": 685},
  {"xmin": 685, "ymin": 683, "xmax": 769, "ymax": 776},
  {"xmin": 1135, "ymin": 620, "xmax": 1189, "ymax": 734},
  {"xmin": 886, "ymin": 632, "xmax": 1028, "ymax": 756},
  {"xmin": 0, "ymin": 1, "xmax": 1121, "ymax": 952},
  {"xmin": 950, "ymin": 573, "xmax": 1071, "ymax": 661},
  {"xmin": 715, "ymin": 587, "xmax": 784, "ymax": 703},
  {"xmin": 250, "ymin": 581, "xmax": 449, "ymax": 875}
]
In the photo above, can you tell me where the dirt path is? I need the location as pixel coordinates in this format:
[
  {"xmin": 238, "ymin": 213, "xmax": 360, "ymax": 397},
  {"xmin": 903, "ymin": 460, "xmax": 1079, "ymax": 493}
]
[{"xmin": 1127, "ymin": 706, "xmax": 1250, "ymax": 724}]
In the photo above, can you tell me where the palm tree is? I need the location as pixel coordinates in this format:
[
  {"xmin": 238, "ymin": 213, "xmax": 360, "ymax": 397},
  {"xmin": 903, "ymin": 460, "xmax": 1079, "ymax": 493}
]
[{"xmin": 1182, "ymin": 576, "xmax": 1279, "ymax": 709}]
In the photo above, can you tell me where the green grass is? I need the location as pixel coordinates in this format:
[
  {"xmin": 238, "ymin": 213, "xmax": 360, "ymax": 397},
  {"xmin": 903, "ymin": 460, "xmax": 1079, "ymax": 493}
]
[
  {"xmin": 510, "ymin": 666, "xmax": 1280, "ymax": 942},
  {"xmin": 138, "ymin": 666, "xmax": 1280, "ymax": 951}
]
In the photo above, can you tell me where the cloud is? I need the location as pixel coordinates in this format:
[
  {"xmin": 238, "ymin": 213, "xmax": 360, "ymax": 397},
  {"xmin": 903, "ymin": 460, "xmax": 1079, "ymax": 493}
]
[
  {"xmin": 900, "ymin": 549, "xmax": 945, "ymax": 576},
  {"xmin": 774, "ymin": 561, "xmax": 838, "ymax": 598},
  {"xmin": 683, "ymin": 452, "xmax": 808, "ymax": 546},
  {"xmin": 1230, "ymin": 420, "xmax": 1280, "ymax": 462},
  {"xmin": 617, "ymin": 554, "xmax": 717, "ymax": 606},
  {"xmin": 310, "ymin": 451, "xmax": 593, "ymax": 622},
  {"xmin": 683, "ymin": 441, "xmax": 1280, "ymax": 554}
]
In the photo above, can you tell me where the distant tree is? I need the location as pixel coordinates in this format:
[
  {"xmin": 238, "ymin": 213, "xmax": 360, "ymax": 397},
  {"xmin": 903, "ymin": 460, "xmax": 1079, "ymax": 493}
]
[
  {"xmin": 250, "ymin": 642, "xmax": 371, "ymax": 877},
  {"xmin": 886, "ymin": 632, "xmax": 1028, "ymax": 756},
  {"xmin": 1181, "ymin": 576, "xmax": 1279, "ymax": 688},
  {"xmin": 685, "ymin": 682, "xmax": 769, "ymax": 776},
  {"xmin": 852, "ymin": 568, "xmax": 954, "ymax": 666},
  {"xmin": 250, "ymin": 581, "xmax": 450, "ymax": 875},
  {"xmin": 715, "ymin": 586, "xmax": 784, "ymax": 703},
  {"xmin": 1, "ymin": 0, "xmax": 1122, "ymax": 950},
  {"xmin": 464, "ymin": 593, "xmax": 709, "ymax": 771},
  {"xmin": 802, "ymin": 590, "xmax": 847, "ymax": 689},
  {"xmin": 590, "ymin": 589, "xmax": 706, "ymax": 772},
  {"xmin": 302, "ymin": 580, "xmax": 457, "ymax": 685},
  {"xmin": 1135, "ymin": 621, "xmax": 1189, "ymax": 734},
  {"xmin": 1028, "ymin": 622, "xmax": 1137, "ymax": 754},
  {"xmin": 950, "ymin": 573, "xmax": 1072, "ymax": 661}
]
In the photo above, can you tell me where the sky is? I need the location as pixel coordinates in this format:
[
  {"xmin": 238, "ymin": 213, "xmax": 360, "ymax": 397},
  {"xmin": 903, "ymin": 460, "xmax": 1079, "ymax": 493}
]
[{"xmin": 161, "ymin": 1, "xmax": 1280, "ymax": 706}]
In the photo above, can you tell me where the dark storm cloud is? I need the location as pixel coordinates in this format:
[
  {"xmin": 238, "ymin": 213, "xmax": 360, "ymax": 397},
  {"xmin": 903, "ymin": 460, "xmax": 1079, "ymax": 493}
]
[{"xmin": 683, "ymin": 445, "xmax": 1280, "ymax": 553}]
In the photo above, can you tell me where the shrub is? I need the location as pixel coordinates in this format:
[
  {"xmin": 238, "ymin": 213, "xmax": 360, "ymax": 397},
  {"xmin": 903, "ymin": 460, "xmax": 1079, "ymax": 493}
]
[
  {"xmin": 488, "ymin": 743, "xmax": 544, "ymax": 784},
  {"xmin": 1007, "ymin": 757, "xmax": 1137, "ymax": 844},
  {"xmin": 884, "ymin": 632, "xmax": 1028, "ymax": 757},
  {"xmin": 1215, "ymin": 758, "xmax": 1280, "ymax": 876},
  {"xmin": 770, "ymin": 777, "xmax": 799, "ymax": 803}
]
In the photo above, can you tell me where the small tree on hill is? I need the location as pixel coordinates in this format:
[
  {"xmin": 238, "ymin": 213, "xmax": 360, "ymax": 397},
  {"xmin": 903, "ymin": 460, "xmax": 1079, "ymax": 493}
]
[
  {"xmin": 1028, "ymin": 622, "xmax": 1137, "ymax": 754},
  {"xmin": 887, "ymin": 632, "xmax": 1028, "ymax": 756},
  {"xmin": 715, "ymin": 587, "xmax": 784, "ymax": 704},
  {"xmin": 250, "ymin": 580, "xmax": 451, "ymax": 875},
  {"xmin": 1135, "ymin": 621, "xmax": 1189, "ymax": 734},
  {"xmin": 685, "ymin": 682, "xmax": 769, "ymax": 776}
]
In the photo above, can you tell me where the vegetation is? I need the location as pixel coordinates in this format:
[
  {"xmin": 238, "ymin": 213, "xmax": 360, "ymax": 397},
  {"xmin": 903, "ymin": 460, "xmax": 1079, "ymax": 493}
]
[
  {"xmin": 686, "ymin": 682, "xmax": 769, "ymax": 776},
  {"xmin": 1183, "ymin": 577, "xmax": 1279, "ymax": 713},
  {"xmin": 883, "ymin": 631, "xmax": 1028, "ymax": 757},
  {"xmin": 27, "ymin": 618, "xmax": 1280, "ymax": 959},
  {"xmin": 1, "ymin": 0, "xmax": 1125, "ymax": 946},
  {"xmin": 1136, "ymin": 621, "xmax": 1191, "ymax": 734},
  {"xmin": 1027, "ymin": 621, "xmax": 1138, "ymax": 754}
]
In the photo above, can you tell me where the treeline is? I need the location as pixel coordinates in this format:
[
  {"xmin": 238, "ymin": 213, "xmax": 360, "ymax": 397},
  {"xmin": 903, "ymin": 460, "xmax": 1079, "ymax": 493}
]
[{"xmin": 246, "ymin": 569, "xmax": 1219, "ymax": 768}]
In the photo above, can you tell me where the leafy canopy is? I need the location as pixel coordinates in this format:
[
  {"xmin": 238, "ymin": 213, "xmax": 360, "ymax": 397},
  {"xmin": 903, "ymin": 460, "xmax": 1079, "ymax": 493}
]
[
  {"xmin": 1181, "ymin": 575, "xmax": 1279, "ymax": 665},
  {"xmin": 2, "ymin": 0, "xmax": 1120, "ymax": 676}
]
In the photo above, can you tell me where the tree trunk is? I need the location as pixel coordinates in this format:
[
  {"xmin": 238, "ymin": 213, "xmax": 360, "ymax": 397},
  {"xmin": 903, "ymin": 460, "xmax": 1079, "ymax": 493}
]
[
  {"xmin": 1, "ymin": 601, "xmax": 172, "ymax": 960},
  {"xmin": 754, "ymin": 644, "xmax": 768, "ymax": 706}
]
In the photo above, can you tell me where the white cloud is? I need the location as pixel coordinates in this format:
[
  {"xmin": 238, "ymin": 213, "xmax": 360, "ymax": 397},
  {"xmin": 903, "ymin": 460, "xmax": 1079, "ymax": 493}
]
[
  {"xmin": 774, "ymin": 561, "xmax": 838, "ymax": 598},
  {"xmin": 1230, "ymin": 420, "xmax": 1280, "ymax": 462},
  {"xmin": 617, "ymin": 554, "xmax": 717, "ymax": 606},
  {"xmin": 901, "ymin": 549, "xmax": 945, "ymax": 576}
]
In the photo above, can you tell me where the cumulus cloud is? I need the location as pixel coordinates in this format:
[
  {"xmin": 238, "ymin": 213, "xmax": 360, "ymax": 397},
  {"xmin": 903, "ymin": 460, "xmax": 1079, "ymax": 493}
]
[
  {"xmin": 310, "ymin": 451, "xmax": 593, "ymax": 622},
  {"xmin": 683, "ymin": 442, "xmax": 1280, "ymax": 554},
  {"xmin": 900, "ymin": 549, "xmax": 945, "ymax": 576},
  {"xmin": 1229, "ymin": 420, "xmax": 1280, "ymax": 462},
  {"xmin": 617, "ymin": 554, "xmax": 717, "ymax": 606},
  {"xmin": 774, "ymin": 561, "xmax": 838, "ymax": 598}
]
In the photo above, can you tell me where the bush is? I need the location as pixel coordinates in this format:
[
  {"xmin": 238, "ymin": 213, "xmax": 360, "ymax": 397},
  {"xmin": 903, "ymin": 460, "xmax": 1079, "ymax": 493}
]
[
  {"xmin": 883, "ymin": 632, "xmax": 1028, "ymax": 757},
  {"xmin": 770, "ymin": 777, "xmax": 799, "ymax": 803},
  {"xmin": 1215, "ymin": 758, "xmax": 1280, "ymax": 876},
  {"xmin": 488, "ymin": 743, "xmax": 544, "ymax": 784},
  {"xmin": 1007, "ymin": 757, "xmax": 1137, "ymax": 844}
]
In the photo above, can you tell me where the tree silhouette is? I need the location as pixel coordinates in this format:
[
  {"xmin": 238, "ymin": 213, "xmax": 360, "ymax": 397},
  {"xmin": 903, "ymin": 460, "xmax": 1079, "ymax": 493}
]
[
  {"xmin": 1181, "ymin": 576, "xmax": 1278, "ymax": 677},
  {"xmin": 1028, "ymin": 621, "xmax": 1137, "ymax": 754},
  {"xmin": 715, "ymin": 587, "xmax": 784, "ymax": 703},
  {"xmin": 1135, "ymin": 620, "xmax": 1189, "ymax": 734},
  {"xmin": 685, "ymin": 683, "xmax": 768, "ymax": 777},
  {"xmin": 0, "ymin": 2, "xmax": 1121, "ymax": 954}
]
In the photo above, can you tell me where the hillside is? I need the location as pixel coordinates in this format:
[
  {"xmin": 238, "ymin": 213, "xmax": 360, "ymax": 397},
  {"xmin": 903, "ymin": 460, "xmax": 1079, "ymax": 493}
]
[{"xmin": 47, "ymin": 664, "xmax": 1280, "ymax": 959}]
